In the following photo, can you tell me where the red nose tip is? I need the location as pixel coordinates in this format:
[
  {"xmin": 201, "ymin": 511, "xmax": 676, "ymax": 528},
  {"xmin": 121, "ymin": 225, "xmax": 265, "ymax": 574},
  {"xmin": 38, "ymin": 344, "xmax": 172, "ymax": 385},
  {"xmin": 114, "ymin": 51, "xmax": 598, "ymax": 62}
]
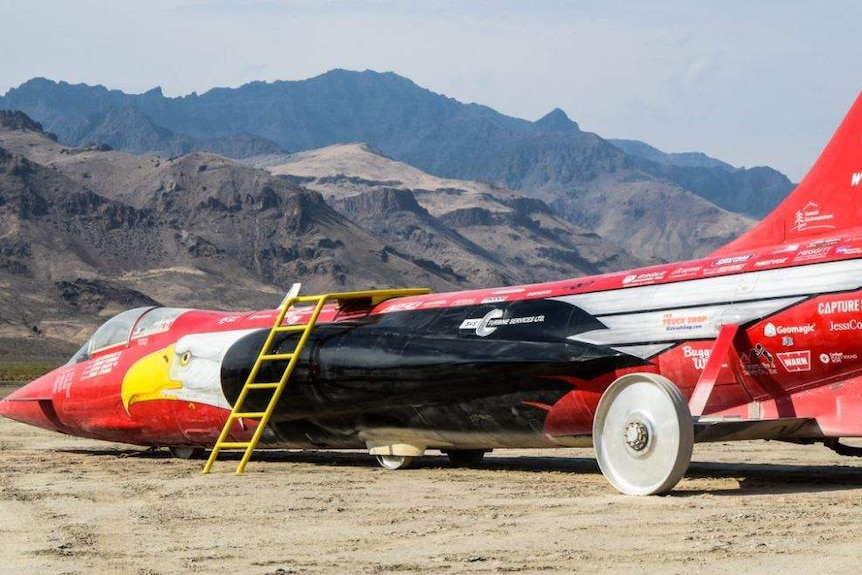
[{"xmin": 0, "ymin": 374, "xmax": 63, "ymax": 432}]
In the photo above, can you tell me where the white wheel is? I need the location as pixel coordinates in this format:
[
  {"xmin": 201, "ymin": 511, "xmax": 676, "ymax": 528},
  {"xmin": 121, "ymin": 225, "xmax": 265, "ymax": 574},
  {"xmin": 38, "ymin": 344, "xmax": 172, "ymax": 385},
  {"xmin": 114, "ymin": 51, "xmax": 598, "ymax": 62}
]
[
  {"xmin": 169, "ymin": 446, "xmax": 205, "ymax": 460},
  {"xmin": 375, "ymin": 454, "xmax": 416, "ymax": 470},
  {"xmin": 593, "ymin": 373, "xmax": 693, "ymax": 495}
]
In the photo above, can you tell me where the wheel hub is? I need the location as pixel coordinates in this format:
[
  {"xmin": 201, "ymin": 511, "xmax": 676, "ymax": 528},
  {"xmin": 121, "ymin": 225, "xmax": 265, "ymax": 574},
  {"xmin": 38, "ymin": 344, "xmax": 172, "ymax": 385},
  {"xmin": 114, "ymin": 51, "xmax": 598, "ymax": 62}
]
[{"xmin": 624, "ymin": 420, "xmax": 650, "ymax": 452}]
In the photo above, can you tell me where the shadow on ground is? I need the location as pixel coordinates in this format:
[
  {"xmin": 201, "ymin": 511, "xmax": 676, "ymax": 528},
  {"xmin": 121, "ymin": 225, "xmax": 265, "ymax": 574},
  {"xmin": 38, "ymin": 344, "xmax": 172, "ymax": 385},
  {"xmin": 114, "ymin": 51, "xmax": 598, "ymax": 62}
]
[{"xmin": 58, "ymin": 447, "xmax": 862, "ymax": 496}]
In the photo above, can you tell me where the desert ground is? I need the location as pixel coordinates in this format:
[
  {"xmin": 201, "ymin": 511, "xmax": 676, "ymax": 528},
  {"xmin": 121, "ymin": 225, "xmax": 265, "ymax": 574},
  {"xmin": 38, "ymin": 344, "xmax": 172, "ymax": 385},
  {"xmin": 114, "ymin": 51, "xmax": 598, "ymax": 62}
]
[{"xmin": 2, "ymin": 383, "xmax": 862, "ymax": 575}]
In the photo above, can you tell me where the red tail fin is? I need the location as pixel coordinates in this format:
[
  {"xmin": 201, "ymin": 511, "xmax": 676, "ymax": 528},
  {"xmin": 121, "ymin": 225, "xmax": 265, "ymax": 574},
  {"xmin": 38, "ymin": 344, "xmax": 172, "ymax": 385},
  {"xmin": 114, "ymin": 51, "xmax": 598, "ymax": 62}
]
[{"xmin": 713, "ymin": 91, "xmax": 862, "ymax": 256}]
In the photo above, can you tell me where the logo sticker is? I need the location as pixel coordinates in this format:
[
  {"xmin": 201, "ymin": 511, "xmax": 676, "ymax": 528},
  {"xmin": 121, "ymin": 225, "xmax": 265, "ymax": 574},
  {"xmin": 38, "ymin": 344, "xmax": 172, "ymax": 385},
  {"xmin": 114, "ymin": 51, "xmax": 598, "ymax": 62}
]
[
  {"xmin": 382, "ymin": 301, "xmax": 422, "ymax": 313},
  {"xmin": 740, "ymin": 344, "xmax": 777, "ymax": 376},
  {"xmin": 481, "ymin": 296, "xmax": 507, "ymax": 304},
  {"xmin": 836, "ymin": 245, "xmax": 862, "ymax": 256},
  {"xmin": 81, "ymin": 351, "xmax": 122, "ymax": 380},
  {"xmin": 763, "ymin": 322, "xmax": 816, "ymax": 337},
  {"xmin": 754, "ymin": 257, "xmax": 788, "ymax": 268},
  {"xmin": 622, "ymin": 271, "xmax": 666, "ymax": 286},
  {"xmin": 817, "ymin": 299, "xmax": 861, "ymax": 315},
  {"xmin": 828, "ymin": 319, "xmax": 862, "ymax": 332},
  {"xmin": 712, "ymin": 255, "xmax": 751, "ymax": 266},
  {"xmin": 682, "ymin": 345, "xmax": 711, "ymax": 370},
  {"xmin": 777, "ymin": 351, "xmax": 812, "ymax": 372},
  {"xmin": 792, "ymin": 202, "xmax": 835, "ymax": 232},
  {"xmin": 820, "ymin": 351, "xmax": 858, "ymax": 364},
  {"xmin": 459, "ymin": 310, "xmax": 546, "ymax": 337},
  {"xmin": 662, "ymin": 312, "xmax": 709, "ymax": 333}
]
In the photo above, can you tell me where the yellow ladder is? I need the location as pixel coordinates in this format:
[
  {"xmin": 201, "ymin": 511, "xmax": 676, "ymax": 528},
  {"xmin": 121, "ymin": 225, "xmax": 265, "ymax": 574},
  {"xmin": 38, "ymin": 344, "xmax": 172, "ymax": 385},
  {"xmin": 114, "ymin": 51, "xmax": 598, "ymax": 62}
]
[{"xmin": 202, "ymin": 285, "xmax": 430, "ymax": 474}]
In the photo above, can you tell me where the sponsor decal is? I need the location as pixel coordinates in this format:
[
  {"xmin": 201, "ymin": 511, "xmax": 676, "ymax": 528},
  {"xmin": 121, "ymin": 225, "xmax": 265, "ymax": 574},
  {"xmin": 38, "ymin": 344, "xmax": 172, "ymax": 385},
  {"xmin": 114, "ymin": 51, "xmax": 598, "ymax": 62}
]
[
  {"xmin": 712, "ymin": 255, "xmax": 752, "ymax": 266},
  {"xmin": 792, "ymin": 202, "xmax": 835, "ymax": 232},
  {"xmin": 793, "ymin": 245, "xmax": 832, "ymax": 262},
  {"xmin": 703, "ymin": 263, "xmax": 746, "ymax": 276},
  {"xmin": 777, "ymin": 350, "xmax": 812, "ymax": 372},
  {"xmin": 526, "ymin": 289, "xmax": 553, "ymax": 298},
  {"xmin": 682, "ymin": 345, "xmax": 711, "ymax": 370},
  {"xmin": 81, "ymin": 351, "xmax": 122, "ymax": 380},
  {"xmin": 828, "ymin": 319, "xmax": 862, "ymax": 332},
  {"xmin": 492, "ymin": 287, "xmax": 525, "ymax": 295},
  {"xmin": 247, "ymin": 313, "xmax": 275, "ymax": 321},
  {"xmin": 818, "ymin": 299, "xmax": 861, "ymax": 315},
  {"xmin": 380, "ymin": 301, "xmax": 422, "ymax": 313},
  {"xmin": 806, "ymin": 238, "xmax": 839, "ymax": 248},
  {"xmin": 421, "ymin": 300, "xmax": 449, "ymax": 308},
  {"xmin": 459, "ymin": 310, "xmax": 546, "ymax": 337},
  {"xmin": 662, "ymin": 312, "xmax": 709, "ymax": 332},
  {"xmin": 622, "ymin": 271, "xmax": 666, "ymax": 286},
  {"xmin": 763, "ymin": 322, "xmax": 816, "ymax": 337},
  {"xmin": 820, "ymin": 352, "xmax": 859, "ymax": 364},
  {"xmin": 481, "ymin": 296, "xmax": 507, "ymax": 304},
  {"xmin": 740, "ymin": 344, "xmax": 777, "ymax": 376},
  {"xmin": 836, "ymin": 245, "xmax": 862, "ymax": 256},
  {"xmin": 754, "ymin": 257, "xmax": 788, "ymax": 268},
  {"xmin": 452, "ymin": 298, "xmax": 476, "ymax": 306},
  {"xmin": 782, "ymin": 336, "xmax": 795, "ymax": 347},
  {"xmin": 52, "ymin": 370, "xmax": 74, "ymax": 397},
  {"xmin": 772, "ymin": 244, "xmax": 799, "ymax": 254},
  {"xmin": 852, "ymin": 172, "xmax": 862, "ymax": 186},
  {"xmin": 217, "ymin": 315, "xmax": 242, "ymax": 325},
  {"xmin": 669, "ymin": 266, "xmax": 702, "ymax": 278}
]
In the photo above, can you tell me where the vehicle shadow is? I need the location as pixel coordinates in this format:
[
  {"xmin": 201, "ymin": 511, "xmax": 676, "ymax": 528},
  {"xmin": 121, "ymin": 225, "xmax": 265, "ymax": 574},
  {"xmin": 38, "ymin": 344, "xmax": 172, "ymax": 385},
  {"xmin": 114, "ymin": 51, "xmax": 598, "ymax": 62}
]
[{"xmin": 59, "ymin": 447, "xmax": 862, "ymax": 495}]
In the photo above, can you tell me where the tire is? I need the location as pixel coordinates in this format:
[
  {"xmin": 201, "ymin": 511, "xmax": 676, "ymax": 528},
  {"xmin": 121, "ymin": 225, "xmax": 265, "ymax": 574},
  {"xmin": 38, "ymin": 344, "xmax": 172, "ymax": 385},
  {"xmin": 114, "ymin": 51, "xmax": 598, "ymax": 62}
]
[
  {"xmin": 593, "ymin": 373, "xmax": 693, "ymax": 495},
  {"xmin": 375, "ymin": 454, "xmax": 416, "ymax": 470}
]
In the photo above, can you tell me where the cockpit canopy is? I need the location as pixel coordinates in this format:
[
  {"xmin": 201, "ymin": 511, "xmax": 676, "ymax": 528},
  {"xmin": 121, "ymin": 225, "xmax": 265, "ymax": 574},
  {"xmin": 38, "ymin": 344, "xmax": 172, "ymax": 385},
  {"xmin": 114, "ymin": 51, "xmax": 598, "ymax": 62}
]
[{"xmin": 68, "ymin": 307, "xmax": 190, "ymax": 364}]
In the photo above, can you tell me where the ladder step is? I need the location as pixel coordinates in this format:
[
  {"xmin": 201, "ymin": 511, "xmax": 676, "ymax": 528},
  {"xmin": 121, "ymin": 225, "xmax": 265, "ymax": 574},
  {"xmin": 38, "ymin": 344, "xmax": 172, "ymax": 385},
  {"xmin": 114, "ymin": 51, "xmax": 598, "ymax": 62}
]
[
  {"xmin": 230, "ymin": 412, "xmax": 267, "ymax": 419},
  {"xmin": 204, "ymin": 286, "xmax": 431, "ymax": 474},
  {"xmin": 246, "ymin": 382, "xmax": 280, "ymax": 389},
  {"xmin": 260, "ymin": 353, "xmax": 295, "ymax": 361}
]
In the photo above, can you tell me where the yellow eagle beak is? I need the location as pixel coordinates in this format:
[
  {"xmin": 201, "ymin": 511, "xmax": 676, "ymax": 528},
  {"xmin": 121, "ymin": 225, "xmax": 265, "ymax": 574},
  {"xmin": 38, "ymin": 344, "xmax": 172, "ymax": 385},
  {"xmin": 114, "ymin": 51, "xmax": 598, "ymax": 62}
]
[{"xmin": 121, "ymin": 345, "xmax": 183, "ymax": 414}]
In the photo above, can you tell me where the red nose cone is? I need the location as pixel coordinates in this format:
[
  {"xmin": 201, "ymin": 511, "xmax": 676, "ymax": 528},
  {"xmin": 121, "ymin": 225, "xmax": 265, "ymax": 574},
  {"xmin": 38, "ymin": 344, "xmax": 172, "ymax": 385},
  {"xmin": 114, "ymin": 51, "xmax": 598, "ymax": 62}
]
[{"xmin": 0, "ymin": 374, "xmax": 63, "ymax": 432}]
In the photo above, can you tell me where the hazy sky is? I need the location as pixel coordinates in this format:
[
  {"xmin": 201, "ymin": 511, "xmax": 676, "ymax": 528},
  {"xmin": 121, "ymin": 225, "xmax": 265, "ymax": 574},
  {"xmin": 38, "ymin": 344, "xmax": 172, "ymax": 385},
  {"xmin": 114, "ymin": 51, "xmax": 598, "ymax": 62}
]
[{"xmin": 2, "ymin": 0, "xmax": 861, "ymax": 181}]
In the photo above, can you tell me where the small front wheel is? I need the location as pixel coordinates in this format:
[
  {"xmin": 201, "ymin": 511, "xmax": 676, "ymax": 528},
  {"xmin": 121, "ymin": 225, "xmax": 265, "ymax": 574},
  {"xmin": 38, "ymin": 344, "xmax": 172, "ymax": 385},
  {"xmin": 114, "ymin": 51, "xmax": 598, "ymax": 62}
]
[{"xmin": 375, "ymin": 454, "xmax": 416, "ymax": 470}]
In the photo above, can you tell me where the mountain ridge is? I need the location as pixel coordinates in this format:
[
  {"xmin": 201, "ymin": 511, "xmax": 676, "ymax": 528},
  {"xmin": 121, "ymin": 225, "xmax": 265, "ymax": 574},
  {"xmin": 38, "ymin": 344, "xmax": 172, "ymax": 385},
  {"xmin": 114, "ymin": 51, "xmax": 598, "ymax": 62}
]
[
  {"xmin": 0, "ymin": 70, "xmax": 793, "ymax": 238},
  {"xmin": 0, "ymin": 113, "xmax": 648, "ymax": 352}
]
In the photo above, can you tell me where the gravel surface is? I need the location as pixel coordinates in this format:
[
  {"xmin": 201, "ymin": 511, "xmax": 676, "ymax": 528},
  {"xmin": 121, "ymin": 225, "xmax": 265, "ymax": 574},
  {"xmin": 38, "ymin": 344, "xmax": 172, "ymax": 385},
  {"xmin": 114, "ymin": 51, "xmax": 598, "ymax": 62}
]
[{"xmin": 2, "ymin": 383, "xmax": 862, "ymax": 575}]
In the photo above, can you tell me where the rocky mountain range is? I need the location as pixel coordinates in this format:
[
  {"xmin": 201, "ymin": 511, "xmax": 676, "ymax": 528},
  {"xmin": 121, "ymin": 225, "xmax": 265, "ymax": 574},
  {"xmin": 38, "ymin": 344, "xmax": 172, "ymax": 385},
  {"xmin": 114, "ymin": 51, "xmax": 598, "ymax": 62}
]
[
  {"xmin": 0, "ymin": 70, "xmax": 793, "ymax": 260},
  {"xmin": 609, "ymin": 139, "xmax": 793, "ymax": 219},
  {"xmin": 0, "ymin": 112, "xmax": 644, "ymax": 357},
  {"xmin": 0, "ymin": 71, "xmax": 801, "ymax": 359},
  {"xmin": 254, "ymin": 143, "xmax": 641, "ymax": 286}
]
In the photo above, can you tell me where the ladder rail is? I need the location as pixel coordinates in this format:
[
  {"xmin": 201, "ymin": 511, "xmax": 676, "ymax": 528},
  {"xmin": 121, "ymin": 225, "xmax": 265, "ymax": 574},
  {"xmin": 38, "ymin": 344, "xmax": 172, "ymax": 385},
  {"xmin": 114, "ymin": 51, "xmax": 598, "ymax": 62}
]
[
  {"xmin": 234, "ymin": 295, "xmax": 328, "ymax": 474},
  {"xmin": 203, "ymin": 286, "xmax": 429, "ymax": 474},
  {"xmin": 202, "ymin": 291, "xmax": 301, "ymax": 474}
]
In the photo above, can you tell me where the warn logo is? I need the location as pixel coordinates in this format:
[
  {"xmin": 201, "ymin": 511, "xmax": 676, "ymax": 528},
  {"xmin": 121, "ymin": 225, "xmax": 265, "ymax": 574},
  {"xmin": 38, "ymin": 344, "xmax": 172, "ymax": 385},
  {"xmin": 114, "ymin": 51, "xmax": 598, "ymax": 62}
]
[{"xmin": 777, "ymin": 350, "xmax": 812, "ymax": 373}]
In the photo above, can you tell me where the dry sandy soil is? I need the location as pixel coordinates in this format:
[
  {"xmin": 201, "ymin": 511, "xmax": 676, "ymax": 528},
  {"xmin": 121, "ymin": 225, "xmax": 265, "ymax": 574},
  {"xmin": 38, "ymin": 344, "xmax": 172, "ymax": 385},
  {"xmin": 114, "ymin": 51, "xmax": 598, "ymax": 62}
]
[{"xmin": 2, "ymin": 383, "xmax": 862, "ymax": 575}]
